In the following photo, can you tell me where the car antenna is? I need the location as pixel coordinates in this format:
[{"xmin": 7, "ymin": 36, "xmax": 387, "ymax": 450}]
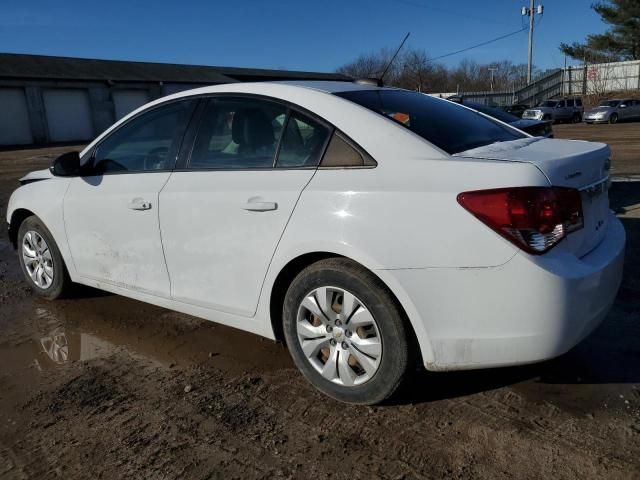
[{"xmin": 379, "ymin": 32, "xmax": 411, "ymax": 84}]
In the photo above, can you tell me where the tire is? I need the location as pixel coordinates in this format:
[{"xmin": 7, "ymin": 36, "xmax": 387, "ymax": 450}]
[
  {"xmin": 282, "ymin": 258, "xmax": 413, "ymax": 404},
  {"xmin": 17, "ymin": 215, "xmax": 73, "ymax": 300},
  {"xmin": 609, "ymin": 113, "xmax": 618, "ymax": 124}
]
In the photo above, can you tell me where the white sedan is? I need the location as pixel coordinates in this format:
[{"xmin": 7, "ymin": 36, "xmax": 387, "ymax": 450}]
[{"xmin": 7, "ymin": 81, "xmax": 625, "ymax": 404}]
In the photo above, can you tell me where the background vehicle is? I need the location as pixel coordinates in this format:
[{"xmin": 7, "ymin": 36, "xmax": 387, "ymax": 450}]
[
  {"xmin": 523, "ymin": 97, "xmax": 584, "ymax": 123},
  {"xmin": 584, "ymin": 98, "xmax": 640, "ymax": 124},
  {"xmin": 448, "ymin": 98, "xmax": 553, "ymax": 137},
  {"xmin": 502, "ymin": 104, "xmax": 530, "ymax": 118},
  {"xmin": 7, "ymin": 82, "xmax": 624, "ymax": 404}
]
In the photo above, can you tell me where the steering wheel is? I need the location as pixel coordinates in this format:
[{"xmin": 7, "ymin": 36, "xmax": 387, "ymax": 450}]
[{"xmin": 144, "ymin": 146, "xmax": 170, "ymax": 170}]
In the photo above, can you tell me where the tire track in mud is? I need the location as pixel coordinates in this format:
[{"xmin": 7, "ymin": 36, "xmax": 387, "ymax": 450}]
[{"xmin": 2, "ymin": 340, "xmax": 639, "ymax": 480}]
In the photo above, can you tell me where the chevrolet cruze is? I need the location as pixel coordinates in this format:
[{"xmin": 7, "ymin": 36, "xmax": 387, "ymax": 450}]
[{"xmin": 7, "ymin": 81, "xmax": 625, "ymax": 404}]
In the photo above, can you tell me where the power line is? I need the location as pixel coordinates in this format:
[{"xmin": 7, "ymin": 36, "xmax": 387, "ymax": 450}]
[{"xmin": 428, "ymin": 28, "xmax": 527, "ymax": 62}]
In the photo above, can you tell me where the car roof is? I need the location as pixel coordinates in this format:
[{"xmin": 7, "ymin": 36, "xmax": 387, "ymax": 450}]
[{"xmin": 275, "ymin": 80, "xmax": 386, "ymax": 93}]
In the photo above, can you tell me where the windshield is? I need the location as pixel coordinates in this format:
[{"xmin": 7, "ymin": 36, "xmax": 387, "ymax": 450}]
[
  {"xmin": 537, "ymin": 101, "xmax": 557, "ymax": 107},
  {"xmin": 335, "ymin": 90, "xmax": 525, "ymax": 154},
  {"xmin": 598, "ymin": 100, "xmax": 620, "ymax": 107},
  {"xmin": 463, "ymin": 103, "xmax": 519, "ymax": 123}
]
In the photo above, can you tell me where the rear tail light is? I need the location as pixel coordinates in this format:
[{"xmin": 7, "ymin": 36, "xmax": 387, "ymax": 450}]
[{"xmin": 457, "ymin": 187, "xmax": 583, "ymax": 254}]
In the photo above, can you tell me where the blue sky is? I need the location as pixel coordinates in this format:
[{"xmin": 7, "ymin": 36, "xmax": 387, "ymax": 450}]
[{"xmin": 0, "ymin": 0, "xmax": 606, "ymax": 72}]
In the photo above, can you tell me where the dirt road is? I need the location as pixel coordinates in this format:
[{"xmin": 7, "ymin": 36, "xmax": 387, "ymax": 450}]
[{"xmin": 0, "ymin": 146, "xmax": 639, "ymax": 479}]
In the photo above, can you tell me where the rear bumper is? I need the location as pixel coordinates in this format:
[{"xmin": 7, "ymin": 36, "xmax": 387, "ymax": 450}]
[{"xmin": 388, "ymin": 215, "xmax": 625, "ymax": 371}]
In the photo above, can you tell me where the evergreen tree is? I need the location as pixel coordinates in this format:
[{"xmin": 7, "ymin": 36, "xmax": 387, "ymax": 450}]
[{"xmin": 560, "ymin": 0, "xmax": 640, "ymax": 62}]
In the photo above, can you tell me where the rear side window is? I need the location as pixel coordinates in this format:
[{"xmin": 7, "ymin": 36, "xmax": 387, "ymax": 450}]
[
  {"xmin": 93, "ymin": 100, "xmax": 194, "ymax": 173},
  {"xmin": 320, "ymin": 132, "xmax": 377, "ymax": 168},
  {"xmin": 566, "ymin": 99, "xmax": 575, "ymax": 107},
  {"xmin": 576, "ymin": 98, "xmax": 582, "ymax": 107},
  {"xmin": 335, "ymin": 90, "xmax": 525, "ymax": 154},
  {"xmin": 556, "ymin": 100, "xmax": 566, "ymax": 108},
  {"xmin": 276, "ymin": 112, "xmax": 330, "ymax": 168},
  {"xmin": 190, "ymin": 97, "xmax": 286, "ymax": 169}
]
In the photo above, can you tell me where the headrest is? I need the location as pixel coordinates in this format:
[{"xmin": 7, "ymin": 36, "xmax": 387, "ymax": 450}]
[{"xmin": 232, "ymin": 109, "xmax": 274, "ymax": 148}]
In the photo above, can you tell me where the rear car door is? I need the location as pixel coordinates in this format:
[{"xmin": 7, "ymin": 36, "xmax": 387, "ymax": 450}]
[
  {"xmin": 64, "ymin": 99, "xmax": 195, "ymax": 297},
  {"xmin": 159, "ymin": 96, "xmax": 331, "ymax": 316}
]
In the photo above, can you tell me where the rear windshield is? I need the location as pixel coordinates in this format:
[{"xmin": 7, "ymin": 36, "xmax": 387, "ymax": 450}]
[{"xmin": 335, "ymin": 90, "xmax": 525, "ymax": 154}]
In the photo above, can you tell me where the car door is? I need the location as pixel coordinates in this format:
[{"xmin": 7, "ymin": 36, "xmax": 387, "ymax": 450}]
[
  {"xmin": 64, "ymin": 99, "xmax": 195, "ymax": 297},
  {"xmin": 160, "ymin": 96, "xmax": 331, "ymax": 317},
  {"xmin": 554, "ymin": 100, "xmax": 566, "ymax": 120},
  {"xmin": 619, "ymin": 99, "xmax": 633, "ymax": 120}
]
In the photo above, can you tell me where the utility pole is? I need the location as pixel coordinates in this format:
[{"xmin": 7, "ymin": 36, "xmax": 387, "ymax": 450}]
[
  {"xmin": 522, "ymin": 1, "xmax": 543, "ymax": 84},
  {"xmin": 488, "ymin": 66, "xmax": 498, "ymax": 92}
]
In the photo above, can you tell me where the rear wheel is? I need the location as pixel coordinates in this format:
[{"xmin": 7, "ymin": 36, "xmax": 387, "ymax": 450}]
[
  {"xmin": 609, "ymin": 113, "xmax": 618, "ymax": 124},
  {"xmin": 572, "ymin": 113, "xmax": 582, "ymax": 123},
  {"xmin": 282, "ymin": 258, "xmax": 413, "ymax": 404},
  {"xmin": 17, "ymin": 216, "xmax": 73, "ymax": 299}
]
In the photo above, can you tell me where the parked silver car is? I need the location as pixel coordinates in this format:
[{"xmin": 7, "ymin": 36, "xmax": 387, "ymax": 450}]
[
  {"xmin": 522, "ymin": 97, "xmax": 584, "ymax": 123},
  {"xmin": 584, "ymin": 99, "xmax": 640, "ymax": 124}
]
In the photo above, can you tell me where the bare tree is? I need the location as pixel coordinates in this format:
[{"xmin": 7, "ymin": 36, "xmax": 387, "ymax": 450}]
[{"xmin": 337, "ymin": 48, "xmax": 531, "ymax": 94}]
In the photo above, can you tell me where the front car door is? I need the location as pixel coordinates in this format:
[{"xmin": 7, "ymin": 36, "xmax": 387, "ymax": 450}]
[
  {"xmin": 64, "ymin": 99, "xmax": 195, "ymax": 297},
  {"xmin": 160, "ymin": 96, "xmax": 331, "ymax": 316},
  {"xmin": 618, "ymin": 99, "xmax": 633, "ymax": 120}
]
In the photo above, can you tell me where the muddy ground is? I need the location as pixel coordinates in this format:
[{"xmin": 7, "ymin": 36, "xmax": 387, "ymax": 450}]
[{"xmin": 0, "ymin": 129, "xmax": 639, "ymax": 479}]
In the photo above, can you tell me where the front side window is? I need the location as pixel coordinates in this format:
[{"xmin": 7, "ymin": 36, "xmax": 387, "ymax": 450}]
[
  {"xmin": 556, "ymin": 100, "xmax": 566, "ymax": 108},
  {"xmin": 93, "ymin": 100, "xmax": 193, "ymax": 173},
  {"xmin": 190, "ymin": 98, "xmax": 286, "ymax": 169},
  {"xmin": 335, "ymin": 90, "xmax": 525, "ymax": 155}
]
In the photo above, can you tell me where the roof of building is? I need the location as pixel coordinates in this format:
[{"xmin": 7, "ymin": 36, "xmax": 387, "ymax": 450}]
[{"xmin": 0, "ymin": 53, "xmax": 351, "ymax": 84}]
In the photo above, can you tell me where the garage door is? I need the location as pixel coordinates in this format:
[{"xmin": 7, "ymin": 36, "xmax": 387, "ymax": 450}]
[
  {"xmin": 113, "ymin": 90, "xmax": 149, "ymax": 120},
  {"xmin": 43, "ymin": 89, "xmax": 94, "ymax": 142},
  {"xmin": 0, "ymin": 88, "xmax": 33, "ymax": 145}
]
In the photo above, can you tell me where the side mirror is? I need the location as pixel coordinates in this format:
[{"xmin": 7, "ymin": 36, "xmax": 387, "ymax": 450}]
[
  {"xmin": 50, "ymin": 151, "xmax": 81, "ymax": 177},
  {"xmin": 620, "ymin": 104, "xmax": 627, "ymax": 108}
]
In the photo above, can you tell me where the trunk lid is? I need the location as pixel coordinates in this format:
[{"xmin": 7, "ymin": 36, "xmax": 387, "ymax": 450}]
[{"xmin": 455, "ymin": 137, "xmax": 611, "ymax": 257}]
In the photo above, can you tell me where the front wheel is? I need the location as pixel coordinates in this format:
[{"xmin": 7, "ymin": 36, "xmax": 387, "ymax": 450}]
[
  {"xmin": 17, "ymin": 215, "xmax": 73, "ymax": 299},
  {"xmin": 283, "ymin": 258, "xmax": 413, "ymax": 404},
  {"xmin": 609, "ymin": 113, "xmax": 618, "ymax": 124}
]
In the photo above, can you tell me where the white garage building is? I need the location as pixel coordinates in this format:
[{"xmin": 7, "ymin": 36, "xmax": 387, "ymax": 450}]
[{"xmin": 0, "ymin": 53, "xmax": 349, "ymax": 146}]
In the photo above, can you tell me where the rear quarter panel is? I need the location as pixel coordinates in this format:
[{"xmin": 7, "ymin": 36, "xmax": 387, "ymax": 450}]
[{"xmin": 259, "ymin": 151, "xmax": 550, "ymax": 364}]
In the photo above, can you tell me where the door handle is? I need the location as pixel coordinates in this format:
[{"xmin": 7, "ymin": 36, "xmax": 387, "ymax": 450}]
[
  {"xmin": 128, "ymin": 198, "xmax": 152, "ymax": 211},
  {"xmin": 242, "ymin": 199, "xmax": 277, "ymax": 212}
]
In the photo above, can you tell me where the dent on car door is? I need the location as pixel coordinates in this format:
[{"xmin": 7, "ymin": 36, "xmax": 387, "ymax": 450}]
[
  {"xmin": 159, "ymin": 96, "xmax": 331, "ymax": 317},
  {"xmin": 64, "ymin": 99, "xmax": 195, "ymax": 297}
]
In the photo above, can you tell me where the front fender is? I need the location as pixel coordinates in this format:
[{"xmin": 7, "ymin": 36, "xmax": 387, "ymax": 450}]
[{"xmin": 7, "ymin": 178, "xmax": 75, "ymax": 276}]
